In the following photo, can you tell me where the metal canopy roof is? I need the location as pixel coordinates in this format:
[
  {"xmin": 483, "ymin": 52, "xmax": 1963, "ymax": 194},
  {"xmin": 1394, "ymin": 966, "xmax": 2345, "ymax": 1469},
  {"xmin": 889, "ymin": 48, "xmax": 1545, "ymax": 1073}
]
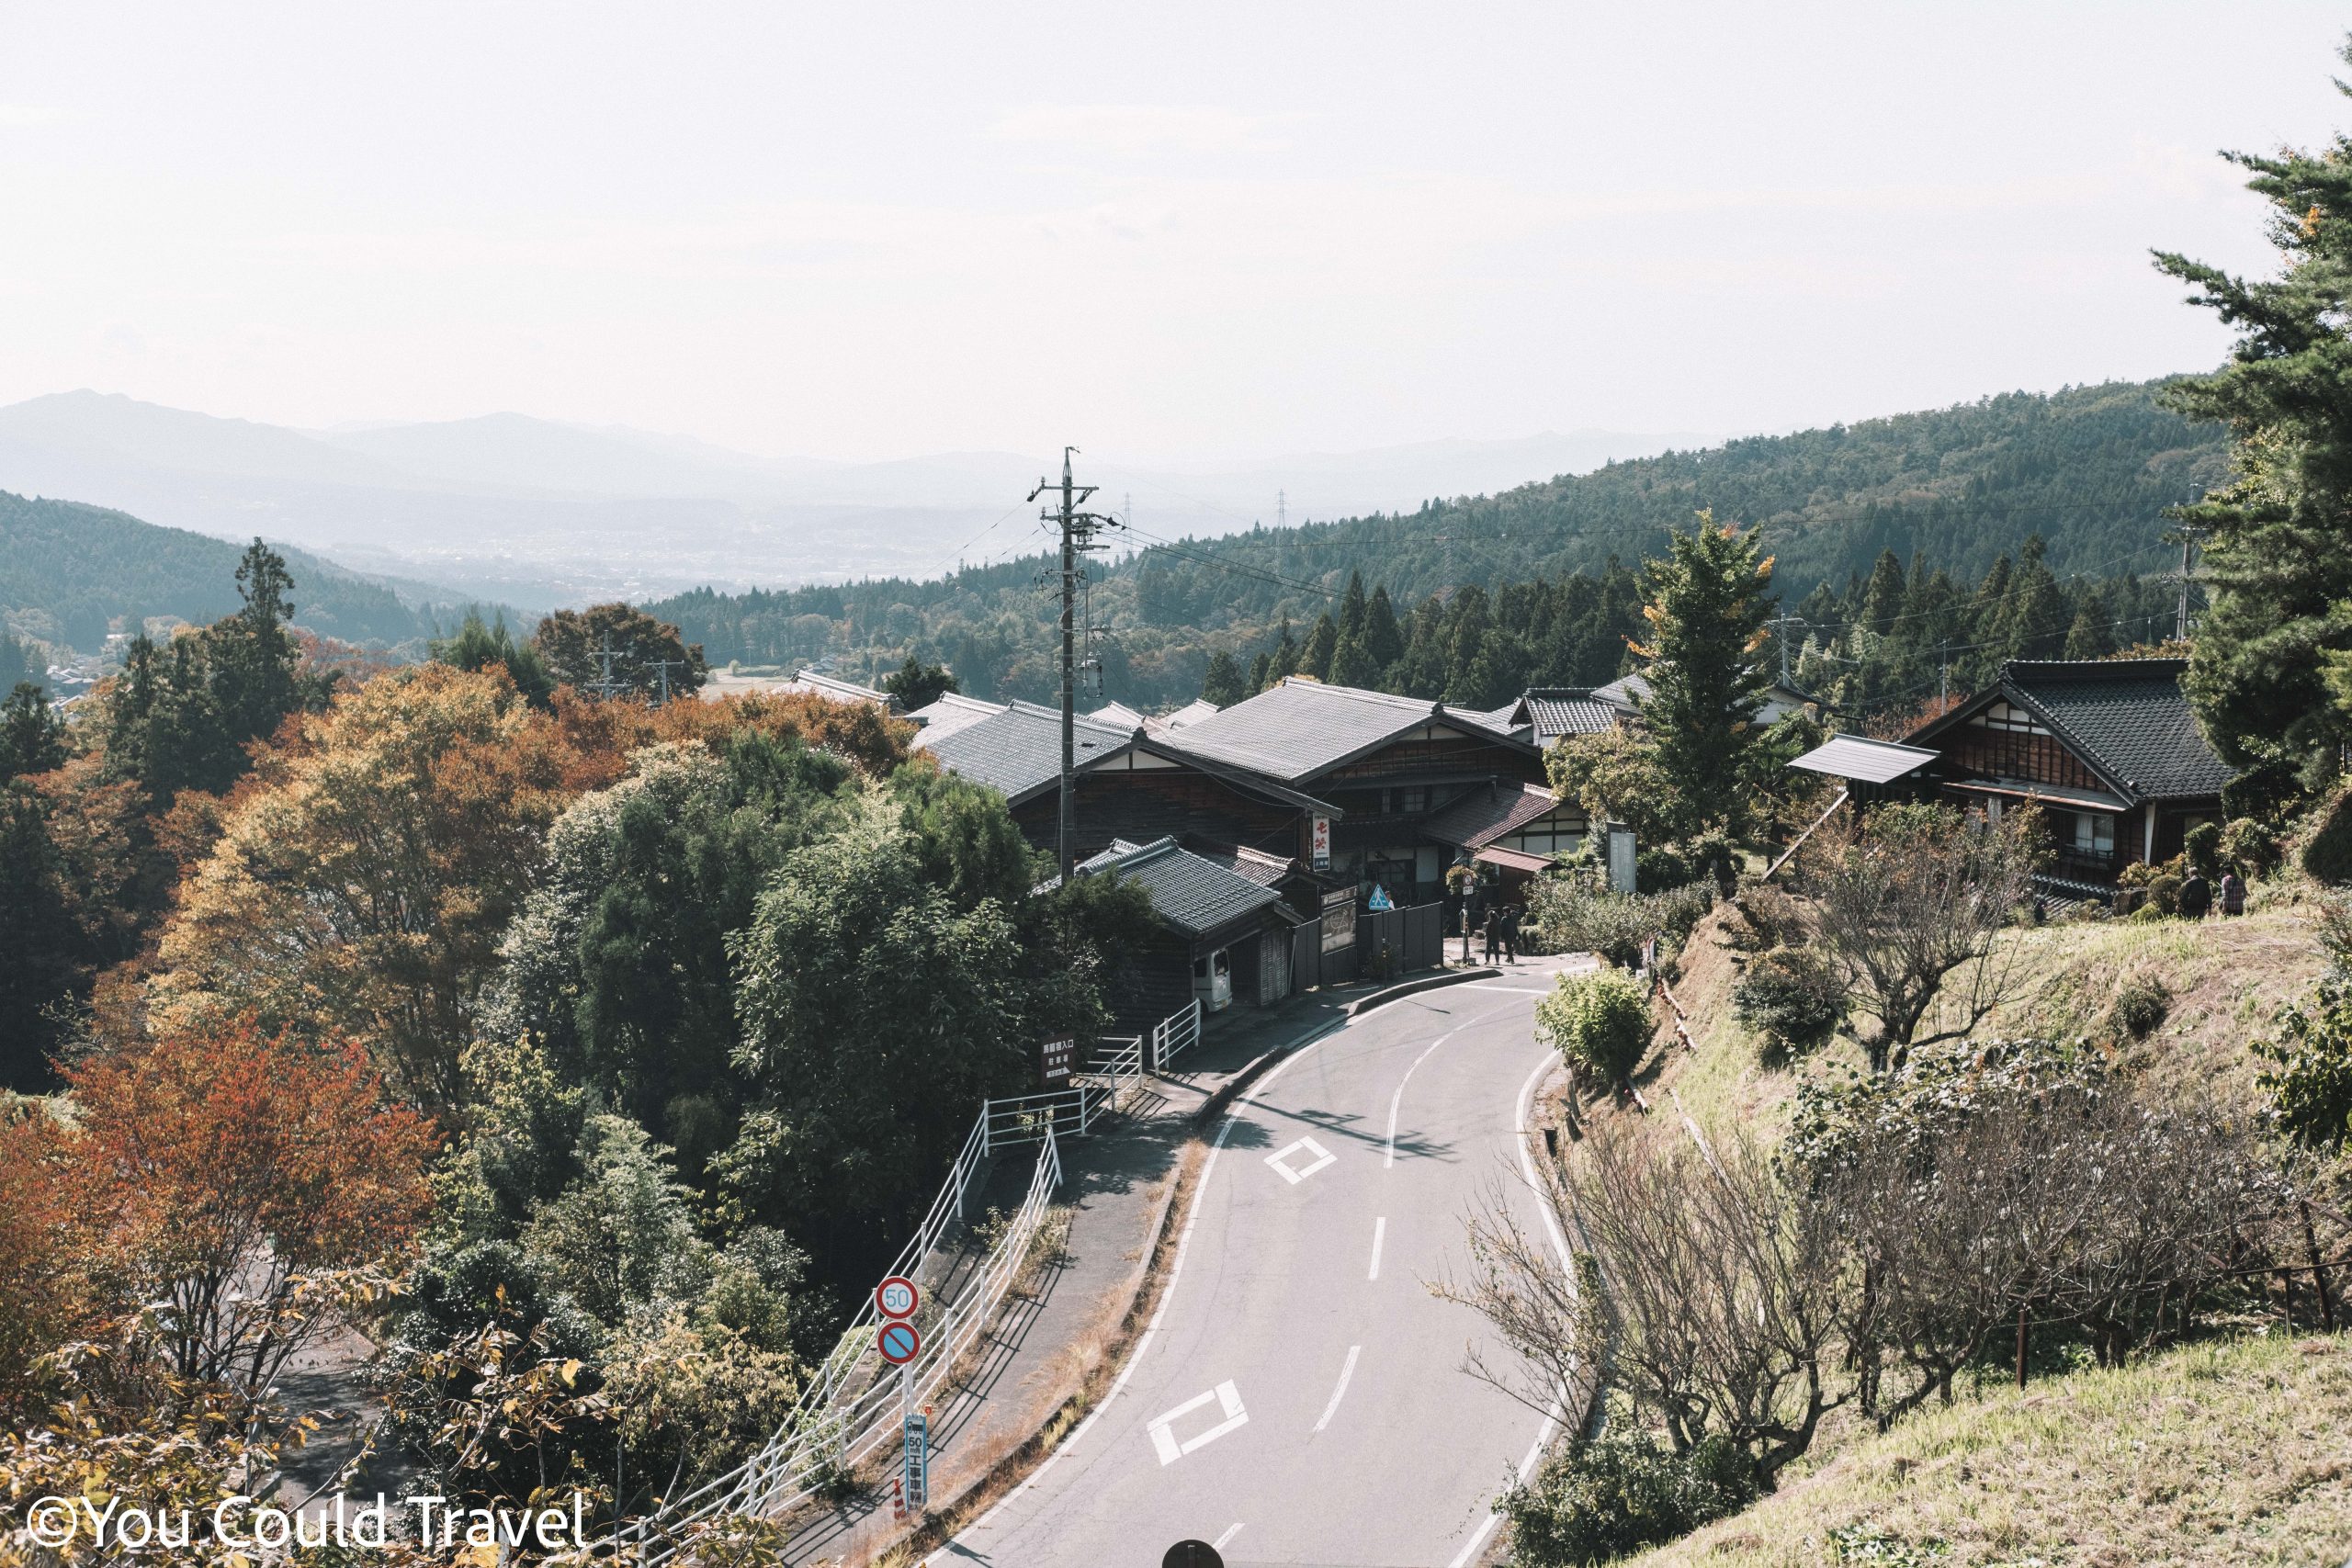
[{"xmin": 1789, "ymin": 733, "xmax": 1939, "ymax": 784}]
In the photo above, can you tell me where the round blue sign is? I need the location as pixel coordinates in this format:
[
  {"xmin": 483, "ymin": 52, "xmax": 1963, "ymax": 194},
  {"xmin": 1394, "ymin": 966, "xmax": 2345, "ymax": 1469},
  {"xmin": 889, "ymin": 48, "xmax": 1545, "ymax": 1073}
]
[{"xmin": 878, "ymin": 1319, "xmax": 922, "ymax": 1365}]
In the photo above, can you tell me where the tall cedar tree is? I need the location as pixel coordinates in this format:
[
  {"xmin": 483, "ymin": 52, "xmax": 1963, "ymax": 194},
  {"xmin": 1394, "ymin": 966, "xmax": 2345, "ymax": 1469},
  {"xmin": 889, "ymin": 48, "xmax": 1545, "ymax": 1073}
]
[
  {"xmin": 2155, "ymin": 42, "xmax": 2352, "ymax": 786},
  {"xmin": 1200, "ymin": 649, "xmax": 1246, "ymax": 706},
  {"xmin": 881, "ymin": 656, "xmax": 957, "ymax": 711},
  {"xmin": 1628, "ymin": 514, "xmax": 1776, "ymax": 838}
]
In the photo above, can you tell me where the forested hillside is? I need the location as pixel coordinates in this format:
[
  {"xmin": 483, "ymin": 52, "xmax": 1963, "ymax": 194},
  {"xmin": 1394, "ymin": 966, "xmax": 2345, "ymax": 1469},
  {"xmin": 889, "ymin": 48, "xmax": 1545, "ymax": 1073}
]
[
  {"xmin": 650, "ymin": 379, "xmax": 2229, "ymax": 709},
  {"xmin": 0, "ymin": 489, "xmax": 461, "ymax": 653}
]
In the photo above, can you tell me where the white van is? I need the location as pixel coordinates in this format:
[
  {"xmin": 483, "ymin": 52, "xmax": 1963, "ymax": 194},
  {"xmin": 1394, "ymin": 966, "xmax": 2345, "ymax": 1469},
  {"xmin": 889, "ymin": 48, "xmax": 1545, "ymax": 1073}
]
[{"xmin": 1193, "ymin": 948, "xmax": 1233, "ymax": 1011}]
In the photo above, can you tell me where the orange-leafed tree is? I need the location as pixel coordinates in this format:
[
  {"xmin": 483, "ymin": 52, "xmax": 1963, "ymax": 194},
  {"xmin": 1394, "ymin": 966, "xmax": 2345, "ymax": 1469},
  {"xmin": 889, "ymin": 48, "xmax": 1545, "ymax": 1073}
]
[
  {"xmin": 69, "ymin": 1016, "xmax": 437, "ymax": 1406},
  {"xmin": 152, "ymin": 664, "xmax": 582, "ymax": 1104},
  {"xmin": 0, "ymin": 1099, "xmax": 92, "ymax": 1419}
]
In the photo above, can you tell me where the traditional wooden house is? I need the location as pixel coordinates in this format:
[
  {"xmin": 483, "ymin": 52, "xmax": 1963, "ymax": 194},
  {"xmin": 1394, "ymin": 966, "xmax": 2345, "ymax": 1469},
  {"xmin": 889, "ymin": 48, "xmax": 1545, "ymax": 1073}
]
[
  {"xmin": 911, "ymin": 698, "xmax": 1342, "ymax": 878},
  {"xmin": 1787, "ymin": 659, "xmax": 2231, "ymax": 896},
  {"xmin": 1062, "ymin": 837, "xmax": 1311, "ymax": 1028},
  {"xmin": 1159, "ymin": 678, "xmax": 1555, "ymax": 907}
]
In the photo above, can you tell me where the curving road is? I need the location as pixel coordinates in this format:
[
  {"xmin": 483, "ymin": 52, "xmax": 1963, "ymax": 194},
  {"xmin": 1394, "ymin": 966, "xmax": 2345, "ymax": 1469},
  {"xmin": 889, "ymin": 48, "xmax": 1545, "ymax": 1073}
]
[{"xmin": 932, "ymin": 956, "xmax": 1589, "ymax": 1568}]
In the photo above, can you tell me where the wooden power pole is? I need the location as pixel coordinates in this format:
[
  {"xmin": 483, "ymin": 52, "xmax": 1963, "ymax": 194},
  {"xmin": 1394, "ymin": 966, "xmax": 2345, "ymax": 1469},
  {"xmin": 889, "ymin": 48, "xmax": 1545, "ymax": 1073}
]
[{"xmin": 1029, "ymin": 448, "xmax": 1123, "ymax": 885}]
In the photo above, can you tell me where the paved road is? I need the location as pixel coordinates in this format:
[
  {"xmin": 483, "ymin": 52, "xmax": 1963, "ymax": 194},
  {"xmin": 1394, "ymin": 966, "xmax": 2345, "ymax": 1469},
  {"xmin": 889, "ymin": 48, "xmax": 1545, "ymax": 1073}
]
[{"xmin": 933, "ymin": 957, "xmax": 1588, "ymax": 1568}]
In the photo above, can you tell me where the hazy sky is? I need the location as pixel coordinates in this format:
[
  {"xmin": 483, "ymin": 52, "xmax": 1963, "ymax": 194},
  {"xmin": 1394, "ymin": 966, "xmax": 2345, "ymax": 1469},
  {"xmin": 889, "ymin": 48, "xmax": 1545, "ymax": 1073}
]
[{"xmin": 2, "ymin": 3, "xmax": 2345, "ymax": 462}]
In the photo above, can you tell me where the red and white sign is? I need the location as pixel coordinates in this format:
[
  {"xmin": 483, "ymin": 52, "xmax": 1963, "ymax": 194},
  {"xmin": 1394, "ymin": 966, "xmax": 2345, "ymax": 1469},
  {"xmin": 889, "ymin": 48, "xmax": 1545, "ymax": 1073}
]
[
  {"xmin": 1311, "ymin": 814, "xmax": 1331, "ymax": 870},
  {"xmin": 877, "ymin": 1319, "xmax": 922, "ymax": 1365},
  {"xmin": 876, "ymin": 1275, "xmax": 921, "ymax": 1319}
]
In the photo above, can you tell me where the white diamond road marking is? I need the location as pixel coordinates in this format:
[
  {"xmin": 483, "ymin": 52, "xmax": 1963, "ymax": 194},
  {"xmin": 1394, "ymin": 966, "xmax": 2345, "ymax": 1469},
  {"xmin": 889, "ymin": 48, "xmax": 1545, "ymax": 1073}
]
[
  {"xmin": 1263, "ymin": 1136, "xmax": 1336, "ymax": 1185},
  {"xmin": 1148, "ymin": 1381, "xmax": 1249, "ymax": 1465}
]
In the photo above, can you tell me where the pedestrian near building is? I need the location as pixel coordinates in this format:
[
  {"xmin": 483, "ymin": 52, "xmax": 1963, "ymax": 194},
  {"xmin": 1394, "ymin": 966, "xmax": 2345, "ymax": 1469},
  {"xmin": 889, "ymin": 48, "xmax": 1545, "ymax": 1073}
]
[
  {"xmin": 1481, "ymin": 906, "xmax": 1500, "ymax": 963},
  {"xmin": 2220, "ymin": 867, "xmax": 2246, "ymax": 917},
  {"xmin": 2178, "ymin": 868, "xmax": 2213, "ymax": 920},
  {"xmin": 1498, "ymin": 905, "xmax": 1520, "ymax": 963}
]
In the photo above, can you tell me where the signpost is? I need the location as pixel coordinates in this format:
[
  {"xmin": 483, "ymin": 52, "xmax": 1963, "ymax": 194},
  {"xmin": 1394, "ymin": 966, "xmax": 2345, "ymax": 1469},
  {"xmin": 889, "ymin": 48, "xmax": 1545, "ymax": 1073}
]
[
  {"xmin": 1311, "ymin": 813, "xmax": 1331, "ymax": 870},
  {"xmin": 1037, "ymin": 1036, "xmax": 1076, "ymax": 1088},
  {"xmin": 877, "ymin": 1320, "xmax": 922, "ymax": 1364},
  {"xmin": 876, "ymin": 1275, "xmax": 920, "ymax": 1320},
  {"xmin": 903, "ymin": 1409, "xmax": 929, "ymax": 1512}
]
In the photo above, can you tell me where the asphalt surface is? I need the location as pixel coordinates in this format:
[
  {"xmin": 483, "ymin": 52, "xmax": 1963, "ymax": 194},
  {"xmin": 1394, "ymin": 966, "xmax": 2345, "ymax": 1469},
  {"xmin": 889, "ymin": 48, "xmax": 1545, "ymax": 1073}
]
[{"xmin": 932, "ymin": 955, "xmax": 1589, "ymax": 1568}]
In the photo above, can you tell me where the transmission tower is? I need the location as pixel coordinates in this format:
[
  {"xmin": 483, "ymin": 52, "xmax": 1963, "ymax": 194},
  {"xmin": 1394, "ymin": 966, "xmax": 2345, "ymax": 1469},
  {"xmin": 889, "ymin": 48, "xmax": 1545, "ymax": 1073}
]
[{"xmin": 1030, "ymin": 448, "xmax": 1125, "ymax": 884}]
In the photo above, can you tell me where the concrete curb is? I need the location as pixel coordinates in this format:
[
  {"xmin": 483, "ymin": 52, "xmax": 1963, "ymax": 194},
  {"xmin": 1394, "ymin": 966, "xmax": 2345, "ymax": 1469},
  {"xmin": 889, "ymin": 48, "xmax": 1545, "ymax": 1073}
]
[
  {"xmin": 1184, "ymin": 966, "xmax": 1503, "ymax": 1131},
  {"xmin": 893, "ymin": 1142, "xmax": 1194, "ymax": 1568},
  {"xmin": 1346, "ymin": 965, "xmax": 1503, "ymax": 1017}
]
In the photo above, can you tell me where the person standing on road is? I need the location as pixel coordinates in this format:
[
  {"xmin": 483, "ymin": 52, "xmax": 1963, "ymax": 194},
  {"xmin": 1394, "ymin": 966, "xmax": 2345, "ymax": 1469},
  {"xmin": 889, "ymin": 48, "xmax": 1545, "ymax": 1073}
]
[
  {"xmin": 1498, "ymin": 904, "xmax": 1520, "ymax": 964},
  {"xmin": 1481, "ymin": 906, "xmax": 1499, "ymax": 963},
  {"xmin": 2220, "ymin": 866, "xmax": 2245, "ymax": 916}
]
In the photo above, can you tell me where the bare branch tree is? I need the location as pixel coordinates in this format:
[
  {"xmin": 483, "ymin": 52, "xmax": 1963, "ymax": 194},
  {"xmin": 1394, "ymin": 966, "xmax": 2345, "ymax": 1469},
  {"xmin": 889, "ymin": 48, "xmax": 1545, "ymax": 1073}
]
[{"xmin": 1801, "ymin": 801, "xmax": 2039, "ymax": 1069}]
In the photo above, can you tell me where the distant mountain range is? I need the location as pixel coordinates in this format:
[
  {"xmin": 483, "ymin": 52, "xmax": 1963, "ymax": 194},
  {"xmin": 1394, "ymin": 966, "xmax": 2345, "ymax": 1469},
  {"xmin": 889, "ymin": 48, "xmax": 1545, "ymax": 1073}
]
[
  {"xmin": 0, "ymin": 390, "xmax": 1703, "ymax": 609},
  {"xmin": 0, "ymin": 490, "xmax": 492, "ymax": 655}
]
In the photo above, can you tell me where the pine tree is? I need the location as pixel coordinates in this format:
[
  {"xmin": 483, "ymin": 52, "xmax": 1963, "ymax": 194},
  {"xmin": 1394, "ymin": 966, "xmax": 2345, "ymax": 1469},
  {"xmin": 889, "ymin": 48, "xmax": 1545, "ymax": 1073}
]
[
  {"xmin": 2155, "ymin": 44, "xmax": 2352, "ymax": 784},
  {"xmin": 1861, "ymin": 548, "xmax": 1907, "ymax": 636},
  {"xmin": 1270, "ymin": 619, "xmax": 1302, "ymax": 681},
  {"xmin": 1201, "ymin": 649, "xmax": 1245, "ymax": 706},
  {"xmin": 1247, "ymin": 651, "xmax": 1273, "ymax": 694},
  {"xmin": 1338, "ymin": 571, "xmax": 1368, "ymax": 647},
  {"xmin": 1627, "ymin": 513, "xmax": 1776, "ymax": 837},
  {"xmin": 1364, "ymin": 585, "xmax": 1407, "ymax": 674},
  {"xmin": 1300, "ymin": 613, "xmax": 1339, "ymax": 682}
]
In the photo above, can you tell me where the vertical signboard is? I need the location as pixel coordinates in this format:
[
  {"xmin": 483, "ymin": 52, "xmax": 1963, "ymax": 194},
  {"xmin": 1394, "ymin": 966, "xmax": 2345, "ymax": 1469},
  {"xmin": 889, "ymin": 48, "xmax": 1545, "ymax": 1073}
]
[{"xmin": 1311, "ymin": 814, "xmax": 1331, "ymax": 870}]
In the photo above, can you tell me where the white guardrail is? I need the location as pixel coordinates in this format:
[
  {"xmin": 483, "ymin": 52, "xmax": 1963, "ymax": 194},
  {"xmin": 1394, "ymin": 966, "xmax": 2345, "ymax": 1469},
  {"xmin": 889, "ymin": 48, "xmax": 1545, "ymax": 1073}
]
[
  {"xmin": 1151, "ymin": 998, "xmax": 1202, "ymax": 1070},
  {"xmin": 612, "ymin": 1001, "xmax": 1194, "ymax": 1559}
]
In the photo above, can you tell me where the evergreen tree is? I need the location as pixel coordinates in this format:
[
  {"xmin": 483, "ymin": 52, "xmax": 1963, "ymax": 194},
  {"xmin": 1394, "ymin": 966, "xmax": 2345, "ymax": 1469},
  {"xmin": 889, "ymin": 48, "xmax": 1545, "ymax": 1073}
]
[
  {"xmin": 435, "ymin": 610, "xmax": 557, "ymax": 708},
  {"xmin": 2156, "ymin": 44, "xmax": 2352, "ymax": 784},
  {"xmin": 1364, "ymin": 584, "xmax": 1407, "ymax": 672},
  {"xmin": 0, "ymin": 683, "xmax": 65, "ymax": 784},
  {"xmin": 1860, "ymin": 548, "xmax": 1907, "ymax": 636},
  {"xmin": 1270, "ymin": 619, "xmax": 1301, "ymax": 682},
  {"xmin": 1329, "ymin": 628, "xmax": 1378, "ymax": 689},
  {"xmin": 1337, "ymin": 571, "xmax": 1369, "ymax": 647},
  {"xmin": 1247, "ymin": 651, "xmax": 1273, "ymax": 694},
  {"xmin": 1300, "ymin": 613, "xmax": 1340, "ymax": 682},
  {"xmin": 880, "ymin": 656, "xmax": 957, "ymax": 712},
  {"xmin": 1626, "ymin": 514, "xmax": 1776, "ymax": 837},
  {"xmin": 1201, "ymin": 649, "xmax": 1246, "ymax": 706}
]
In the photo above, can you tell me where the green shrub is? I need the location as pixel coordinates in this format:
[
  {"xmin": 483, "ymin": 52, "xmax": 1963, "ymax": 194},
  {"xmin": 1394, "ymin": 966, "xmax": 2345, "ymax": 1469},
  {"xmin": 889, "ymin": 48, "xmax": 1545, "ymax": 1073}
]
[
  {"xmin": 1536, "ymin": 967, "xmax": 1656, "ymax": 1084},
  {"xmin": 2220, "ymin": 816, "xmax": 2282, "ymax": 878},
  {"xmin": 1531, "ymin": 879, "xmax": 1715, "ymax": 967},
  {"xmin": 2256, "ymin": 975, "xmax": 2352, "ymax": 1152},
  {"xmin": 2119, "ymin": 855, "xmax": 2184, "ymax": 916},
  {"xmin": 1500, "ymin": 1417, "xmax": 1754, "ymax": 1567},
  {"xmin": 1634, "ymin": 844, "xmax": 1694, "ymax": 893},
  {"xmin": 2183, "ymin": 820, "xmax": 2222, "ymax": 877},
  {"xmin": 2108, "ymin": 974, "xmax": 2170, "ymax": 1040},
  {"xmin": 1733, "ymin": 945, "xmax": 1846, "ymax": 1053},
  {"xmin": 2306, "ymin": 785, "xmax": 2352, "ymax": 886}
]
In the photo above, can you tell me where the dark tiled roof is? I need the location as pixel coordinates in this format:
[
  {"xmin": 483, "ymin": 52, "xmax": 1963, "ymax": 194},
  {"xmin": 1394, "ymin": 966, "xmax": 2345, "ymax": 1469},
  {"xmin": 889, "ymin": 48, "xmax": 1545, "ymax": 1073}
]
[
  {"xmin": 1510, "ymin": 687, "xmax": 1629, "ymax": 746},
  {"xmin": 1185, "ymin": 840, "xmax": 1295, "ymax": 887},
  {"xmin": 1078, "ymin": 837, "xmax": 1283, "ymax": 937},
  {"xmin": 905, "ymin": 692, "xmax": 1005, "ymax": 742},
  {"xmin": 1162, "ymin": 677, "xmax": 1529, "ymax": 782},
  {"xmin": 1997, "ymin": 660, "xmax": 2231, "ymax": 803},
  {"xmin": 915, "ymin": 700, "xmax": 1136, "ymax": 803},
  {"xmin": 1421, "ymin": 782, "xmax": 1568, "ymax": 848}
]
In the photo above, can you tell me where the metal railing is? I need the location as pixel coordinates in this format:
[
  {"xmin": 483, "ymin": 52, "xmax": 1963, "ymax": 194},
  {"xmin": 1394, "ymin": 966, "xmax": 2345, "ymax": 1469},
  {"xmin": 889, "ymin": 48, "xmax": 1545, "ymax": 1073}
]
[
  {"xmin": 982, "ymin": 1032, "xmax": 1148, "ymax": 1151},
  {"xmin": 627, "ymin": 1127, "xmax": 1064, "ymax": 1562},
  {"xmin": 1150, "ymin": 998, "xmax": 1203, "ymax": 1070}
]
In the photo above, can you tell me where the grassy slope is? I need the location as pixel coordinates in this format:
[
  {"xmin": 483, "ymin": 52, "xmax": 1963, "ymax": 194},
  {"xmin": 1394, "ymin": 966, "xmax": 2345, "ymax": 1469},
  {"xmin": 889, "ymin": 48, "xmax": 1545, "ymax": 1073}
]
[
  {"xmin": 1645, "ymin": 881, "xmax": 2334, "ymax": 1142},
  {"xmin": 1627, "ymin": 1332, "xmax": 2352, "ymax": 1567},
  {"xmin": 1577, "ymin": 883, "xmax": 2344, "ymax": 1565}
]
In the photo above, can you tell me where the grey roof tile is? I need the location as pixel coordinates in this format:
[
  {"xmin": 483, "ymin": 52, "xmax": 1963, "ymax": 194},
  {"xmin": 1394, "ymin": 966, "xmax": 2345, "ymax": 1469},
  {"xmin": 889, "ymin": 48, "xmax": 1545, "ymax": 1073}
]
[
  {"xmin": 915, "ymin": 700, "xmax": 1136, "ymax": 802},
  {"xmin": 1421, "ymin": 783, "xmax": 1567, "ymax": 848},
  {"xmin": 1998, "ymin": 660, "xmax": 2232, "ymax": 802},
  {"xmin": 1077, "ymin": 836, "xmax": 1283, "ymax": 937},
  {"xmin": 1162, "ymin": 677, "xmax": 1524, "ymax": 782}
]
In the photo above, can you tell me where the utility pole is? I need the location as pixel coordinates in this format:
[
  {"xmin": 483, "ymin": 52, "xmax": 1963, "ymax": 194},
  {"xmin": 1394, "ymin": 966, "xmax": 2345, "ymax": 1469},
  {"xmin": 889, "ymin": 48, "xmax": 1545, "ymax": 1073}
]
[
  {"xmin": 590, "ymin": 631, "xmax": 626, "ymax": 701},
  {"xmin": 1939, "ymin": 640, "xmax": 1951, "ymax": 705},
  {"xmin": 1767, "ymin": 614, "xmax": 1804, "ymax": 690},
  {"xmin": 1029, "ymin": 449, "xmax": 1124, "ymax": 885},
  {"xmin": 2175, "ymin": 526, "xmax": 2202, "ymax": 643},
  {"xmin": 647, "ymin": 657, "xmax": 682, "ymax": 706}
]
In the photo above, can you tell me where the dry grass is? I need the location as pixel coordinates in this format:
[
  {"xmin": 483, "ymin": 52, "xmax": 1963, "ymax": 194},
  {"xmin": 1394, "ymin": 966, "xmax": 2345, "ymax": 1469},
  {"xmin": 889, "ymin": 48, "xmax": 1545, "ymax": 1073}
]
[{"xmin": 1626, "ymin": 1332, "xmax": 2352, "ymax": 1567}]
